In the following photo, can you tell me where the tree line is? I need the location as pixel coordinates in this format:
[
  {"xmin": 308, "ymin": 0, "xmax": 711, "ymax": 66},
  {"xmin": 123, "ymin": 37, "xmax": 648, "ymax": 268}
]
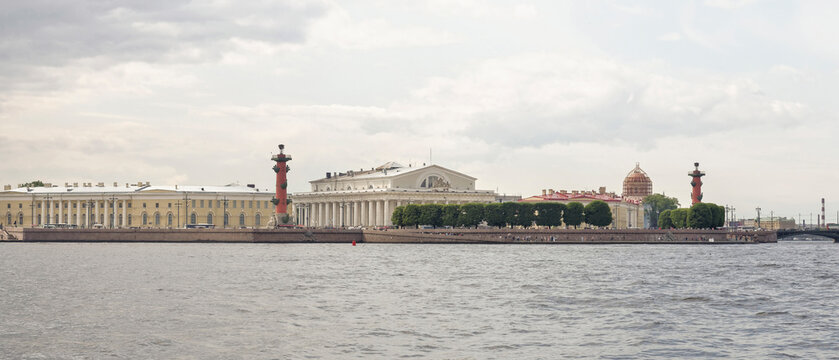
[
  {"xmin": 390, "ymin": 201, "xmax": 614, "ymax": 229},
  {"xmin": 657, "ymin": 202, "xmax": 725, "ymax": 229}
]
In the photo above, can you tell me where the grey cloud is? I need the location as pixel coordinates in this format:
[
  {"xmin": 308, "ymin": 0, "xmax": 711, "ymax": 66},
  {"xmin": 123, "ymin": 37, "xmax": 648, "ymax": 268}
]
[
  {"xmin": 0, "ymin": 0, "xmax": 326, "ymax": 66},
  {"xmin": 0, "ymin": 0, "xmax": 328, "ymax": 98}
]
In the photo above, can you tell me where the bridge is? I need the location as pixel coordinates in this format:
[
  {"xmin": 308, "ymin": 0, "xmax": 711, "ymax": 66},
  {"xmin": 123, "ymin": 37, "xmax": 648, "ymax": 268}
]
[{"xmin": 776, "ymin": 229, "xmax": 839, "ymax": 242}]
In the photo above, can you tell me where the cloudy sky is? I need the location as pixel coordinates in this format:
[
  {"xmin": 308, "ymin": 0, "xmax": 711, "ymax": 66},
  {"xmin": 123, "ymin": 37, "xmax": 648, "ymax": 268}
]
[{"xmin": 2, "ymin": 0, "xmax": 837, "ymax": 222}]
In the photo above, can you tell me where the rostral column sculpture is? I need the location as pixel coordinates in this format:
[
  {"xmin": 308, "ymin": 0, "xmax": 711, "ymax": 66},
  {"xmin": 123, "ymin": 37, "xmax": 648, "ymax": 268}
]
[
  {"xmin": 271, "ymin": 144, "xmax": 292, "ymax": 226},
  {"xmin": 688, "ymin": 162, "xmax": 705, "ymax": 205}
]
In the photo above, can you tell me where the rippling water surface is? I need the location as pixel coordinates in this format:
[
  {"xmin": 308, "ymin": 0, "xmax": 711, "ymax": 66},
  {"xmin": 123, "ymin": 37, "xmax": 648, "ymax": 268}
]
[{"xmin": 1, "ymin": 242, "xmax": 838, "ymax": 359}]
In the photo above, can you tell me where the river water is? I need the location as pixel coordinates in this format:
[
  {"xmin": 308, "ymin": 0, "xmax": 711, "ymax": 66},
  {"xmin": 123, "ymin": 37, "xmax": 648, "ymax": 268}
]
[{"xmin": 1, "ymin": 241, "xmax": 837, "ymax": 359}]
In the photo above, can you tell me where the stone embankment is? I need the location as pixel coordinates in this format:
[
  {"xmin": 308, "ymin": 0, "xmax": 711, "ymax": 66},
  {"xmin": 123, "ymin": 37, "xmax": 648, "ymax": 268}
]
[
  {"xmin": 1, "ymin": 227, "xmax": 776, "ymax": 244},
  {"xmin": 364, "ymin": 228, "xmax": 775, "ymax": 244}
]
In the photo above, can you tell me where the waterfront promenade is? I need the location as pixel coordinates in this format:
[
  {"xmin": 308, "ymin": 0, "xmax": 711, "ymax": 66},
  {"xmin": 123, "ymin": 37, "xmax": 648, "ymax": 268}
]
[{"xmin": 1, "ymin": 227, "xmax": 775, "ymax": 244}]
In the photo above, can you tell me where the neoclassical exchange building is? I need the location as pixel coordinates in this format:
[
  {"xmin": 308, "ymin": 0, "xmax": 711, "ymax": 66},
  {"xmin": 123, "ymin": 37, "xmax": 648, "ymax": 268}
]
[
  {"xmin": 290, "ymin": 162, "xmax": 509, "ymax": 228},
  {"xmin": 1, "ymin": 182, "xmax": 274, "ymax": 228}
]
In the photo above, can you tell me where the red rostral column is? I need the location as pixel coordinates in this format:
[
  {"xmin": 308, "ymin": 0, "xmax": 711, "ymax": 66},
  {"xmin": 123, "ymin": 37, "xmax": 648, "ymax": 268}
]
[
  {"xmin": 688, "ymin": 162, "xmax": 705, "ymax": 205},
  {"xmin": 271, "ymin": 144, "xmax": 292, "ymax": 223}
]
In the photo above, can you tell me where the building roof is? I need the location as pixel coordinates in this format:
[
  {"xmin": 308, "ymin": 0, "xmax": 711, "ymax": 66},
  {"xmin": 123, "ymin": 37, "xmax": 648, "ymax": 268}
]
[
  {"xmin": 521, "ymin": 192, "xmax": 640, "ymax": 204},
  {"xmin": 1, "ymin": 183, "xmax": 272, "ymax": 196},
  {"xmin": 311, "ymin": 162, "xmax": 477, "ymax": 183}
]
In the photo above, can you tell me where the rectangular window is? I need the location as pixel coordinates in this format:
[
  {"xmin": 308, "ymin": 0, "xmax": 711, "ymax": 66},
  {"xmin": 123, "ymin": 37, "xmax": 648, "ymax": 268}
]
[
  {"xmin": 74, "ymin": 203, "xmax": 77, "ymax": 208},
  {"xmin": 192, "ymin": 200, "xmax": 196, "ymax": 208},
  {"xmin": 232, "ymin": 200, "xmax": 236, "ymax": 208},
  {"xmin": 143, "ymin": 203, "xmax": 147, "ymax": 208},
  {"xmin": 208, "ymin": 200, "xmax": 212, "ymax": 208},
  {"xmin": 257, "ymin": 201, "xmax": 260, "ymax": 209},
  {"xmin": 249, "ymin": 201, "xmax": 253, "ymax": 208},
  {"xmin": 200, "ymin": 200, "xmax": 204, "ymax": 208},
  {"xmin": 118, "ymin": 202, "xmax": 122, "ymax": 208},
  {"xmin": 6, "ymin": 204, "xmax": 9, "ymax": 209},
  {"xmin": 217, "ymin": 200, "xmax": 221, "ymax": 208},
  {"xmin": 155, "ymin": 203, "xmax": 159, "ymax": 208},
  {"xmin": 168, "ymin": 203, "xmax": 171, "ymax": 208},
  {"xmin": 265, "ymin": 201, "xmax": 269, "ymax": 208},
  {"xmin": 19, "ymin": 203, "xmax": 22, "ymax": 208}
]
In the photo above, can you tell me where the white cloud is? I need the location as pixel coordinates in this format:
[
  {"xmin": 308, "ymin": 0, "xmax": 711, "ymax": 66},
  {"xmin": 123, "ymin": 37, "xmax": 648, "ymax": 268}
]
[
  {"xmin": 704, "ymin": 0, "xmax": 759, "ymax": 9},
  {"xmin": 658, "ymin": 32, "xmax": 682, "ymax": 42},
  {"xmin": 308, "ymin": 7, "xmax": 458, "ymax": 50}
]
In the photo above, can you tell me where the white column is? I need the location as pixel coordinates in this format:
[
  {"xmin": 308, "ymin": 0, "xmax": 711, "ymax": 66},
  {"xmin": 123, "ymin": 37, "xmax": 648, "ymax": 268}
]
[
  {"xmin": 384, "ymin": 199, "xmax": 391, "ymax": 226},
  {"xmin": 85, "ymin": 201, "xmax": 90, "ymax": 228},
  {"xmin": 122, "ymin": 200, "xmax": 127, "ymax": 228},
  {"xmin": 76, "ymin": 201, "xmax": 81, "ymax": 226},
  {"xmin": 104, "ymin": 199, "xmax": 110, "ymax": 228},
  {"xmin": 95, "ymin": 201, "xmax": 100, "ymax": 225},
  {"xmin": 375, "ymin": 200, "xmax": 382, "ymax": 226},
  {"xmin": 339, "ymin": 202, "xmax": 344, "ymax": 228},
  {"xmin": 354, "ymin": 201, "xmax": 360, "ymax": 226},
  {"xmin": 58, "ymin": 199, "xmax": 64, "ymax": 224},
  {"xmin": 367, "ymin": 200, "xmax": 375, "ymax": 226},
  {"xmin": 40, "ymin": 200, "xmax": 45, "ymax": 226},
  {"xmin": 48, "ymin": 199, "xmax": 54, "ymax": 224},
  {"xmin": 317, "ymin": 202, "xmax": 323, "ymax": 227}
]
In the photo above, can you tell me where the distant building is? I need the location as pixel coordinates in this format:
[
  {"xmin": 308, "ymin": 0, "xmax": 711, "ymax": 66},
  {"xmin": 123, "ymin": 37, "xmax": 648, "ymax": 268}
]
[
  {"xmin": 520, "ymin": 187, "xmax": 644, "ymax": 229},
  {"xmin": 291, "ymin": 162, "xmax": 513, "ymax": 227},
  {"xmin": 0, "ymin": 182, "xmax": 273, "ymax": 228},
  {"xmin": 743, "ymin": 217, "xmax": 796, "ymax": 230},
  {"xmin": 622, "ymin": 163, "xmax": 653, "ymax": 201}
]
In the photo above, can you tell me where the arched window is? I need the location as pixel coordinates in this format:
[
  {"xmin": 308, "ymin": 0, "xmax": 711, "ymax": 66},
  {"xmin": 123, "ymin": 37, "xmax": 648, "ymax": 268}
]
[
  {"xmin": 167, "ymin": 213, "xmax": 173, "ymax": 226},
  {"xmin": 239, "ymin": 213, "xmax": 245, "ymax": 226},
  {"xmin": 420, "ymin": 175, "xmax": 441, "ymax": 188},
  {"xmin": 255, "ymin": 213, "xmax": 261, "ymax": 226},
  {"xmin": 190, "ymin": 213, "xmax": 197, "ymax": 224},
  {"xmin": 207, "ymin": 213, "xmax": 213, "ymax": 224},
  {"xmin": 154, "ymin": 213, "xmax": 160, "ymax": 226},
  {"xmin": 224, "ymin": 213, "xmax": 229, "ymax": 226},
  {"xmin": 6, "ymin": 213, "xmax": 11, "ymax": 225},
  {"xmin": 128, "ymin": 214, "xmax": 132, "ymax": 226},
  {"xmin": 142, "ymin": 213, "xmax": 148, "ymax": 225},
  {"xmin": 19, "ymin": 213, "xmax": 24, "ymax": 226}
]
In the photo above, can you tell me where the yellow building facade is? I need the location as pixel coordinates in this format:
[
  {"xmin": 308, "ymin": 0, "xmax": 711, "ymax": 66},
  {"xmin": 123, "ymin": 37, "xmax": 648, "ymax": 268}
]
[{"xmin": 1, "ymin": 182, "xmax": 275, "ymax": 229}]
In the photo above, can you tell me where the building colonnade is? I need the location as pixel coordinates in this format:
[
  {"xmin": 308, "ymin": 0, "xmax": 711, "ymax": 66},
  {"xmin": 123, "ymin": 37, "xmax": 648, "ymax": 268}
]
[{"xmin": 293, "ymin": 196, "xmax": 490, "ymax": 228}]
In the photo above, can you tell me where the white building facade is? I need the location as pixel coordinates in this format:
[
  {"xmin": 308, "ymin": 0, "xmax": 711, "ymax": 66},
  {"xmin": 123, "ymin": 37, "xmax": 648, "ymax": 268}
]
[{"xmin": 291, "ymin": 163, "xmax": 500, "ymax": 228}]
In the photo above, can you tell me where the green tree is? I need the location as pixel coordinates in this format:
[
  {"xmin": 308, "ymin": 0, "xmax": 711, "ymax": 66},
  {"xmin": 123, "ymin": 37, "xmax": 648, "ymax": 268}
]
[
  {"xmin": 402, "ymin": 204, "xmax": 421, "ymax": 228},
  {"xmin": 514, "ymin": 203, "xmax": 536, "ymax": 228},
  {"xmin": 500, "ymin": 202, "xmax": 519, "ymax": 228},
  {"xmin": 441, "ymin": 204, "xmax": 460, "ymax": 227},
  {"xmin": 658, "ymin": 209, "xmax": 673, "ymax": 229},
  {"xmin": 711, "ymin": 204, "xmax": 725, "ymax": 228},
  {"xmin": 458, "ymin": 203, "xmax": 485, "ymax": 228},
  {"xmin": 584, "ymin": 200, "xmax": 613, "ymax": 228},
  {"xmin": 418, "ymin": 204, "xmax": 443, "ymax": 227},
  {"xmin": 391, "ymin": 206, "xmax": 405, "ymax": 227},
  {"xmin": 484, "ymin": 203, "xmax": 506, "ymax": 228},
  {"xmin": 20, "ymin": 180, "xmax": 45, "ymax": 188},
  {"xmin": 688, "ymin": 203, "xmax": 714, "ymax": 229},
  {"xmin": 642, "ymin": 194, "xmax": 680, "ymax": 228},
  {"xmin": 670, "ymin": 208, "xmax": 688, "ymax": 229},
  {"xmin": 564, "ymin": 202, "xmax": 584, "ymax": 228},
  {"xmin": 534, "ymin": 202, "xmax": 564, "ymax": 228}
]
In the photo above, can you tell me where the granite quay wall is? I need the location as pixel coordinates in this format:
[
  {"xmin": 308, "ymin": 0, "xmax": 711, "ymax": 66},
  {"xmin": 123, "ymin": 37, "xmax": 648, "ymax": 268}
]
[
  {"xmin": 9, "ymin": 228, "xmax": 362, "ymax": 243},
  {"xmin": 364, "ymin": 228, "xmax": 776, "ymax": 244},
  {"xmin": 3, "ymin": 228, "xmax": 775, "ymax": 244}
]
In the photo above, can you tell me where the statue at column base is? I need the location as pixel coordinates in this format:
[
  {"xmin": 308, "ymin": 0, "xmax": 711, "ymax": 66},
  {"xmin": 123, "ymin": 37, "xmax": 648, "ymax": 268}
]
[{"xmin": 268, "ymin": 213, "xmax": 293, "ymax": 228}]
